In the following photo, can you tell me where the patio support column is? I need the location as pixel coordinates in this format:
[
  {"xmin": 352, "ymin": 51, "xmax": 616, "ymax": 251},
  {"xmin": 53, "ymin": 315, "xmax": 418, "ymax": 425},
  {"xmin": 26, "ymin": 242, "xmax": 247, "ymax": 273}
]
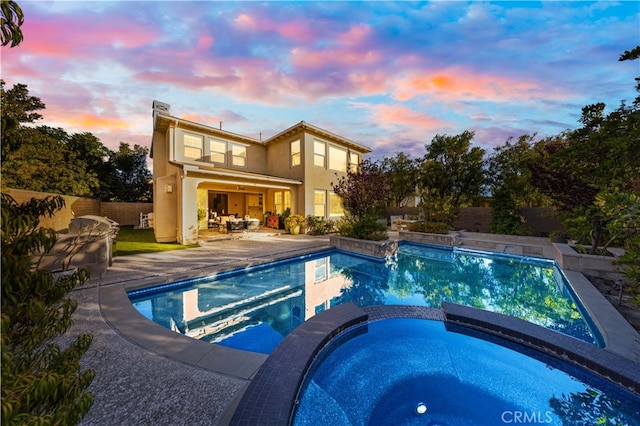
[{"xmin": 179, "ymin": 176, "xmax": 200, "ymax": 245}]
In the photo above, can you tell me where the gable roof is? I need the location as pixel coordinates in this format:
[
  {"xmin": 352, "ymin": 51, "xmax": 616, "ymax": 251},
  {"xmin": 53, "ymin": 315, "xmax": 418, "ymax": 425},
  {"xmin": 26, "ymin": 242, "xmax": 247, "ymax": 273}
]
[
  {"xmin": 265, "ymin": 120, "xmax": 371, "ymax": 153},
  {"xmin": 152, "ymin": 101, "xmax": 371, "ymax": 154}
]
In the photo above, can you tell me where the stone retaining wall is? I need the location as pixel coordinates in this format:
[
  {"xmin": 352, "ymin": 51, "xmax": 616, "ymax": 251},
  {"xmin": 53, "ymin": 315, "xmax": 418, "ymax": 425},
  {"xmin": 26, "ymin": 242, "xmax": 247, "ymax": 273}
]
[{"xmin": 329, "ymin": 235, "xmax": 398, "ymax": 258}]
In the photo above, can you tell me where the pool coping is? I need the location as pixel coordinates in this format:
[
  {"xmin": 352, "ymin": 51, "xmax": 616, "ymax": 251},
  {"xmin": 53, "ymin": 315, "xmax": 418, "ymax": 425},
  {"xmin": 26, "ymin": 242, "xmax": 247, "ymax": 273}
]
[
  {"xmin": 229, "ymin": 304, "xmax": 640, "ymax": 425},
  {"xmin": 96, "ymin": 241, "xmax": 640, "ymax": 422}
]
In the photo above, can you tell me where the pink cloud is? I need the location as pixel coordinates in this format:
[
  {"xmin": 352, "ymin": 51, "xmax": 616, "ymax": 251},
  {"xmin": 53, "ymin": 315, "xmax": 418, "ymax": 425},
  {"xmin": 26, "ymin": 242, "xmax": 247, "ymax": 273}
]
[
  {"xmin": 234, "ymin": 12, "xmax": 318, "ymax": 42},
  {"xmin": 18, "ymin": 15, "xmax": 160, "ymax": 59},
  {"xmin": 196, "ymin": 35, "xmax": 214, "ymax": 50},
  {"xmin": 290, "ymin": 46, "xmax": 382, "ymax": 69},
  {"xmin": 393, "ymin": 67, "xmax": 553, "ymax": 103},
  {"xmin": 337, "ymin": 24, "xmax": 371, "ymax": 46},
  {"xmin": 373, "ymin": 104, "xmax": 448, "ymax": 129}
]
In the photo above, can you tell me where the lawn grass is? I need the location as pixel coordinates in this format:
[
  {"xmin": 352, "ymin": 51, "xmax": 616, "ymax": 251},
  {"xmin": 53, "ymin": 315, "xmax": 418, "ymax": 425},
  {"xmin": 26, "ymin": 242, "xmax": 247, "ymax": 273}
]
[{"xmin": 115, "ymin": 226, "xmax": 198, "ymax": 256}]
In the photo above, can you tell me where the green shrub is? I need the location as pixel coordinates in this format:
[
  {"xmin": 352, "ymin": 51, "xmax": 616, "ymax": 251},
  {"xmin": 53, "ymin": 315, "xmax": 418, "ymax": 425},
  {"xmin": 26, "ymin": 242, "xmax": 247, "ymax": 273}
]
[
  {"xmin": 306, "ymin": 216, "xmax": 336, "ymax": 235},
  {"xmin": 1, "ymin": 194, "xmax": 94, "ymax": 425},
  {"xmin": 337, "ymin": 216, "xmax": 388, "ymax": 241},
  {"xmin": 408, "ymin": 221, "xmax": 452, "ymax": 234}
]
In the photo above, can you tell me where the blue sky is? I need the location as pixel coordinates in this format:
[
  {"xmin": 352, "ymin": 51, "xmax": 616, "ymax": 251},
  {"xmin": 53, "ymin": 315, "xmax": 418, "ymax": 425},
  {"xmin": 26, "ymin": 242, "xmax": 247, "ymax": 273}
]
[{"xmin": 3, "ymin": 1, "xmax": 638, "ymax": 160}]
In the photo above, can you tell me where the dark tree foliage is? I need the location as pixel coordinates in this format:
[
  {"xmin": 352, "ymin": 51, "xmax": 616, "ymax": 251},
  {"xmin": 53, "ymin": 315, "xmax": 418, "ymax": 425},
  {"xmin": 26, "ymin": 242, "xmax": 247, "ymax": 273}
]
[
  {"xmin": 2, "ymin": 126, "xmax": 101, "ymax": 197},
  {"xmin": 332, "ymin": 159, "xmax": 388, "ymax": 240},
  {"xmin": 1, "ymin": 194, "xmax": 94, "ymax": 425},
  {"xmin": 0, "ymin": 79, "xmax": 46, "ymax": 156},
  {"xmin": 0, "ymin": 0, "xmax": 24, "ymax": 47},
  {"xmin": 487, "ymin": 134, "xmax": 550, "ymax": 208},
  {"xmin": 489, "ymin": 187, "xmax": 523, "ymax": 235},
  {"xmin": 108, "ymin": 142, "xmax": 153, "ymax": 202},
  {"xmin": 528, "ymin": 98, "xmax": 640, "ymax": 252},
  {"xmin": 380, "ymin": 152, "xmax": 419, "ymax": 208},
  {"xmin": 1, "ymin": 81, "xmax": 153, "ymax": 202},
  {"xmin": 619, "ymin": 44, "xmax": 640, "ymax": 91},
  {"xmin": 417, "ymin": 131, "xmax": 486, "ymax": 225}
]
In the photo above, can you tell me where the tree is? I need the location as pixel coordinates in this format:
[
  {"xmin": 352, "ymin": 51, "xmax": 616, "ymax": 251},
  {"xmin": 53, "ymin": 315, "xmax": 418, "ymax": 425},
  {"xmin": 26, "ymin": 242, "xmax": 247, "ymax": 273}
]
[
  {"xmin": 1, "ymin": 81, "xmax": 154, "ymax": 202},
  {"xmin": 1, "ymin": 80, "xmax": 46, "ymax": 156},
  {"xmin": 107, "ymin": 142, "xmax": 153, "ymax": 202},
  {"xmin": 1, "ymin": 126, "xmax": 100, "ymax": 197},
  {"xmin": 417, "ymin": 131, "xmax": 486, "ymax": 225},
  {"xmin": 0, "ymin": 0, "xmax": 24, "ymax": 47},
  {"xmin": 67, "ymin": 132, "xmax": 114, "ymax": 200},
  {"xmin": 597, "ymin": 191, "xmax": 640, "ymax": 298},
  {"xmin": 529, "ymin": 99, "xmax": 640, "ymax": 252},
  {"xmin": 332, "ymin": 159, "xmax": 388, "ymax": 240},
  {"xmin": 488, "ymin": 134, "xmax": 550, "ymax": 208},
  {"xmin": 488, "ymin": 134, "xmax": 550, "ymax": 235},
  {"xmin": 380, "ymin": 152, "xmax": 419, "ymax": 208},
  {"xmin": 619, "ymin": 45, "xmax": 640, "ymax": 91},
  {"xmin": 1, "ymin": 194, "xmax": 94, "ymax": 424}
]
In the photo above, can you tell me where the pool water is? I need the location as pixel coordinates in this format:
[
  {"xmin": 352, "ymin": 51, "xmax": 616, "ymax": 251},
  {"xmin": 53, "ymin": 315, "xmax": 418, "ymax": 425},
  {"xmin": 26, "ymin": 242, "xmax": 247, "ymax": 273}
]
[
  {"xmin": 293, "ymin": 319, "xmax": 640, "ymax": 426},
  {"xmin": 128, "ymin": 243, "xmax": 599, "ymax": 354}
]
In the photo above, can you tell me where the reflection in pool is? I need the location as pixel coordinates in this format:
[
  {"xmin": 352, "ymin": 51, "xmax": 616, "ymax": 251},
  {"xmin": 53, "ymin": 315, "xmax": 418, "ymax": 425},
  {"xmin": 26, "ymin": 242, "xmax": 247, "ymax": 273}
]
[
  {"xmin": 128, "ymin": 243, "xmax": 600, "ymax": 354},
  {"xmin": 293, "ymin": 319, "xmax": 639, "ymax": 426}
]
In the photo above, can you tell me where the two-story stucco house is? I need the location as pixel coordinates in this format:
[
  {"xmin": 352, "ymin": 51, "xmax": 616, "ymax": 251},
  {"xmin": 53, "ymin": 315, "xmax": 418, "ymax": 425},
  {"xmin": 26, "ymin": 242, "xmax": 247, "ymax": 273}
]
[{"xmin": 150, "ymin": 101, "xmax": 371, "ymax": 244}]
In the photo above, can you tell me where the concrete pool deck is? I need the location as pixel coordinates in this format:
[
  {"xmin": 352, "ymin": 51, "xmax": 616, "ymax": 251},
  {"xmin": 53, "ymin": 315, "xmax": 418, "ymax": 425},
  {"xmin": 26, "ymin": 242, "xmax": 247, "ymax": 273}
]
[{"xmin": 72, "ymin": 231, "xmax": 639, "ymax": 425}]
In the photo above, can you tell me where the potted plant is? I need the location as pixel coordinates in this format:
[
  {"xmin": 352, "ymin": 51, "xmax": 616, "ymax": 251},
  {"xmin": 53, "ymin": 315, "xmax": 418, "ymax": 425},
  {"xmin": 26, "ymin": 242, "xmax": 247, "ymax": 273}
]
[{"xmin": 285, "ymin": 214, "xmax": 306, "ymax": 235}]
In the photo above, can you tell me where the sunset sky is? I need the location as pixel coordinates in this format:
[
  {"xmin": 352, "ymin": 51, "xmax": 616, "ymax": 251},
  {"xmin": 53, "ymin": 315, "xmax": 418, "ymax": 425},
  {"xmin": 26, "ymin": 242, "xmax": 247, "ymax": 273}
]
[{"xmin": 2, "ymin": 1, "xmax": 638, "ymax": 161}]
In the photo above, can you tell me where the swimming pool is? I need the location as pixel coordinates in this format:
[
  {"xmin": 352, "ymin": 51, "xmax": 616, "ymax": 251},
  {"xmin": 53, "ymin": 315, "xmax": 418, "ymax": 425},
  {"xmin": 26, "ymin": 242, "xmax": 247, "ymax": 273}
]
[
  {"xmin": 128, "ymin": 243, "xmax": 601, "ymax": 354},
  {"xmin": 293, "ymin": 318, "xmax": 640, "ymax": 425}
]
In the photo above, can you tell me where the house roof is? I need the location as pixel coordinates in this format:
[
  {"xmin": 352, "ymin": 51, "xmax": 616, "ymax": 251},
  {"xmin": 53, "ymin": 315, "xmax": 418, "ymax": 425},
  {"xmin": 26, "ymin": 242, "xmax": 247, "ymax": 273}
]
[
  {"xmin": 152, "ymin": 106, "xmax": 372, "ymax": 154},
  {"xmin": 153, "ymin": 111, "xmax": 261, "ymax": 145},
  {"xmin": 264, "ymin": 121, "xmax": 372, "ymax": 153}
]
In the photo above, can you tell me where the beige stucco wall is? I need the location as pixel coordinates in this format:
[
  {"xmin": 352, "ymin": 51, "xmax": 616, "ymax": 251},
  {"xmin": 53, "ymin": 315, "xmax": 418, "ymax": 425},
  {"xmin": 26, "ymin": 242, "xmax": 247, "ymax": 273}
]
[
  {"xmin": 153, "ymin": 175, "xmax": 178, "ymax": 242},
  {"xmin": 173, "ymin": 127, "xmax": 268, "ymax": 175},
  {"xmin": 153, "ymin": 113, "xmax": 370, "ymax": 243},
  {"xmin": 300, "ymin": 133, "xmax": 364, "ymax": 219},
  {"xmin": 266, "ymin": 131, "xmax": 305, "ymax": 181}
]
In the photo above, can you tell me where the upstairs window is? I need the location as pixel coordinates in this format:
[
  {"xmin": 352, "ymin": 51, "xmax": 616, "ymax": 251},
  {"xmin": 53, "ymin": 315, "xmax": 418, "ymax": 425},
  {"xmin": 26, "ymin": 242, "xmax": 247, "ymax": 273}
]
[
  {"xmin": 291, "ymin": 139, "xmax": 301, "ymax": 167},
  {"xmin": 231, "ymin": 143, "xmax": 247, "ymax": 167},
  {"xmin": 349, "ymin": 152, "xmax": 360, "ymax": 172},
  {"xmin": 329, "ymin": 146, "xmax": 347, "ymax": 172},
  {"xmin": 314, "ymin": 140, "xmax": 326, "ymax": 168},
  {"xmin": 184, "ymin": 133, "xmax": 203, "ymax": 160},
  {"xmin": 209, "ymin": 139, "xmax": 226, "ymax": 163}
]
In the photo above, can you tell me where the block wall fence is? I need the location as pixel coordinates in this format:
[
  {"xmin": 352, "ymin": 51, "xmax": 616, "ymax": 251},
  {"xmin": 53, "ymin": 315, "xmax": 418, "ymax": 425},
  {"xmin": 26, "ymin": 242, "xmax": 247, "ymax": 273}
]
[
  {"xmin": 4, "ymin": 187, "xmax": 562, "ymax": 236},
  {"xmin": 387, "ymin": 206, "xmax": 563, "ymax": 236},
  {"xmin": 4, "ymin": 188, "xmax": 152, "ymax": 232}
]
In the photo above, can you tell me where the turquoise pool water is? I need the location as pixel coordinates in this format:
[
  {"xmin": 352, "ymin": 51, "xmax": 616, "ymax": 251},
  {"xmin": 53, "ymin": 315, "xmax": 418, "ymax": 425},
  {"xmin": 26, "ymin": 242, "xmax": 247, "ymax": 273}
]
[
  {"xmin": 293, "ymin": 319, "xmax": 640, "ymax": 426},
  {"xmin": 128, "ymin": 243, "xmax": 600, "ymax": 354}
]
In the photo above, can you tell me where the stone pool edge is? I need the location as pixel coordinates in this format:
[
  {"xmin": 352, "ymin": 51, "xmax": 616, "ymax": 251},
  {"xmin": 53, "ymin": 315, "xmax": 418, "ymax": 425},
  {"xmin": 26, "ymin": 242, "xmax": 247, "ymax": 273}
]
[
  {"xmin": 229, "ymin": 304, "xmax": 640, "ymax": 425},
  {"xmin": 95, "ymin": 241, "xmax": 640, "ymax": 424}
]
